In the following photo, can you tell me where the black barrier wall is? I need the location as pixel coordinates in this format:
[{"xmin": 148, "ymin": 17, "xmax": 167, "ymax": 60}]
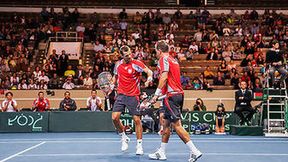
[{"xmin": 0, "ymin": 111, "xmax": 236, "ymax": 132}]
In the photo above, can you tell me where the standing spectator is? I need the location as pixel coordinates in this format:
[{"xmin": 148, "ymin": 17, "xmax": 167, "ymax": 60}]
[
  {"xmin": 87, "ymin": 90, "xmax": 102, "ymax": 111},
  {"xmin": 59, "ymin": 91, "xmax": 77, "ymax": 111},
  {"xmin": 59, "ymin": 50, "xmax": 69, "ymax": 75},
  {"xmin": 119, "ymin": 8, "xmax": 128, "ymax": 20},
  {"xmin": 1, "ymin": 92, "xmax": 18, "ymax": 112},
  {"xmin": 62, "ymin": 77, "xmax": 75, "ymax": 90},
  {"xmin": 76, "ymin": 22, "xmax": 85, "ymax": 37},
  {"xmin": 32, "ymin": 91, "xmax": 50, "ymax": 112}
]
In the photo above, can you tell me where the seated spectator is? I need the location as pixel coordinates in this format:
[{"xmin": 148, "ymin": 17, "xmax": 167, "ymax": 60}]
[
  {"xmin": 218, "ymin": 60, "xmax": 229, "ymax": 77},
  {"xmin": 204, "ymin": 66, "xmax": 214, "ymax": 79},
  {"xmin": 64, "ymin": 65, "xmax": 75, "ymax": 77},
  {"xmin": 62, "ymin": 77, "xmax": 75, "ymax": 90},
  {"xmin": 177, "ymin": 49, "xmax": 186, "ymax": 61},
  {"xmin": 133, "ymin": 11, "xmax": 142, "ymax": 24},
  {"xmin": 18, "ymin": 79, "xmax": 28, "ymax": 90},
  {"xmin": 75, "ymin": 64, "xmax": 85, "ymax": 79},
  {"xmin": 93, "ymin": 40, "xmax": 105, "ymax": 52},
  {"xmin": 215, "ymin": 103, "xmax": 226, "ymax": 133},
  {"xmin": 222, "ymin": 47, "xmax": 232, "ymax": 62},
  {"xmin": 253, "ymin": 78, "xmax": 263, "ymax": 92},
  {"xmin": 207, "ymin": 48, "xmax": 218, "ymax": 60},
  {"xmin": 188, "ymin": 41, "xmax": 199, "ymax": 55},
  {"xmin": 181, "ymin": 35, "xmax": 190, "ymax": 48},
  {"xmin": 234, "ymin": 81, "xmax": 255, "ymax": 126},
  {"xmin": 192, "ymin": 98, "xmax": 206, "ymax": 111},
  {"xmin": 185, "ymin": 48, "xmax": 194, "ymax": 60},
  {"xmin": 192, "ymin": 78, "xmax": 202, "ymax": 90},
  {"xmin": 28, "ymin": 79, "xmax": 38, "ymax": 90},
  {"xmin": 83, "ymin": 74, "xmax": 93, "ymax": 88},
  {"xmin": 180, "ymin": 72, "xmax": 192, "ymax": 89},
  {"xmin": 231, "ymin": 73, "xmax": 240, "ymax": 89},
  {"xmin": 48, "ymin": 73, "xmax": 60, "ymax": 89},
  {"xmin": 223, "ymin": 26, "xmax": 231, "ymax": 36},
  {"xmin": 10, "ymin": 73, "xmax": 19, "ymax": 86},
  {"xmin": 87, "ymin": 90, "xmax": 102, "ymax": 111},
  {"xmin": 59, "ymin": 91, "xmax": 77, "ymax": 111},
  {"xmin": 1, "ymin": 92, "xmax": 18, "ymax": 112},
  {"xmin": 32, "ymin": 91, "xmax": 50, "ymax": 112},
  {"xmin": 213, "ymin": 72, "xmax": 225, "ymax": 85},
  {"xmin": 38, "ymin": 79, "xmax": 48, "ymax": 90},
  {"xmin": 38, "ymin": 71, "xmax": 50, "ymax": 83}
]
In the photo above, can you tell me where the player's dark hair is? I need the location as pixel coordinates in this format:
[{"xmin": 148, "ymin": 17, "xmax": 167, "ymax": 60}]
[
  {"xmin": 155, "ymin": 40, "xmax": 169, "ymax": 52},
  {"xmin": 38, "ymin": 91, "xmax": 44, "ymax": 95},
  {"xmin": 5, "ymin": 92, "xmax": 13, "ymax": 97}
]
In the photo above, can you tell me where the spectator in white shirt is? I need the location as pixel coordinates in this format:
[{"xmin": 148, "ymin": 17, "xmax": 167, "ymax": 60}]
[
  {"xmin": 1, "ymin": 92, "xmax": 18, "ymax": 112},
  {"xmin": 87, "ymin": 90, "xmax": 102, "ymax": 111},
  {"xmin": 127, "ymin": 36, "xmax": 136, "ymax": 47},
  {"xmin": 83, "ymin": 74, "xmax": 93, "ymax": 88},
  {"xmin": 18, "ymin": 79, "xmax": 28, "ymax": 90},
  {"xmin": 38, "ymin": 79, "xmax": 48, "ymax": 90},
  {"xmin": 62, "ymin": 78, "xmax": 75, "ymax": 90},
  {"xmin": 76, "ymin": 22, "xmax": 85, "ymax": 33},
  {"xmin": 38, "ymin": 71, "xmax": 49, "ymax": 83},
  {"xmin": 189, "ymin": 41, "xmax": 199, "ymax": 55},
  {"xmin": 93, "ymin": 40, "xmax": 105, "ymax": 52},
  {"xmin": 119, "ymin": 20, "xmax": 128, "ymax": 31},
  {"xmin": 194, "ymin": 29, "xmax": 203, "ymax": 42},
  {"xmin": 28, "ymin": 79, "xmax": 38, "ymax": 90}
]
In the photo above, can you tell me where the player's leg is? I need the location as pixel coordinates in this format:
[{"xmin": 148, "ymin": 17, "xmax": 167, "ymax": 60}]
[
  {"xmin": 168, "ymin": 94, "xmax": 202, "ymax": 162},
  {"xmin": 126, "ymin": 96, "xmax": 144, "ymax": 155},
  {"xmin": 148, "ymin": 118, "xmax": 170, "ymax": 160},
  {"xmin": 112, "ymin": 95, "xmax": 130, "ymax": 151}
]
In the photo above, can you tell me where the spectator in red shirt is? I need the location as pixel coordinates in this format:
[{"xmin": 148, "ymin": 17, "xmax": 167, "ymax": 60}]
[{"xmin": 32, "ymin": 91, "xmax": 50, "ymax": 112}]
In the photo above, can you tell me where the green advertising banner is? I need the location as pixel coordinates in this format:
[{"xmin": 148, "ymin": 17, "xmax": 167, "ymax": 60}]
[
  {"xmin": 49, "ymin": 111, "xmax": 115, "ymax": 132},
  {"xmin": 0, "ymin": 112, "xmax": 49, "ymax": 132},
  {"xmin": 121, "ymin": 111, "xmax": 236, "ymax": 132}
]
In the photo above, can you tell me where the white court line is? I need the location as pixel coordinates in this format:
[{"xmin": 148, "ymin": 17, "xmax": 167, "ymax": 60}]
[
  {"xmin": 1, "ymin": 140, "xmax": 288, "ymax": 144},
  {"xmin": 0, "ymin": 137, "xmax": 285, "ymax": 141},
  {"xmin": 17, "ymin": 153, "xmax": 288, "ymax": 157},
  {"xmin": 0, "ymin": 142, "xmax": 46, "ymax": 162}
]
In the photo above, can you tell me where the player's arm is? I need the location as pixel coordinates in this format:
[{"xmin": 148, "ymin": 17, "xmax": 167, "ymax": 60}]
[
  {"xmin": 151, "ymin": 71, "xmax": 168, "ymax": 104},
  {"xmin": 143, "ymin": 66, "xmax": 153, "ymax": 87}
]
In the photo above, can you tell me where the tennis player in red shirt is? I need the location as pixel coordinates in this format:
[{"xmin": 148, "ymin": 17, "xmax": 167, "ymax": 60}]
[
  {"xmin": 32, "ymin": 91, "xmax": 50, "ymax": 112},
  {"xmin": 112, "ymin": 45, "xmax": 153, "ymax": 155},
  {"xmin": 149, "ymin": 40, "xmax": 202, "ymax": 162}
]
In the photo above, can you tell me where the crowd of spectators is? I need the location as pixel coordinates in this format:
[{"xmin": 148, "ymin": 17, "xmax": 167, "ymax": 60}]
[{"xmin": 0, "ymin": 7, "xmax": 287, "ymax": 93}]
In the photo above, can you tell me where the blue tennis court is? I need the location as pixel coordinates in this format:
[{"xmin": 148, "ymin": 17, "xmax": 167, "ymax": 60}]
[{"xmin": 0, "ymin": 132, "xmax": 287, "ymax": 162}]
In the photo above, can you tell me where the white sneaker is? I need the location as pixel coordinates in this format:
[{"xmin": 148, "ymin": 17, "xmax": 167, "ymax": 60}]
[
  {"xmin": 148, "ymin": 149, "xmax": 167, "ymax": 160},
  {"xmin": 188, "ymin": 151, "xmax": 202, "ymax": 162},
  {"xmin": 121, "ymin": 136, "xmax": 130, "ymax": 151},
  {"xmin": 136, "ymin": 145, "xmax": 144, "ymax": 155}
]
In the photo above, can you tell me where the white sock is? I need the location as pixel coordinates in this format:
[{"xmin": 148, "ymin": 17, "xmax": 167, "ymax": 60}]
[
  {"xmin": 159, "ymin": 142, "xmax": 167, "ymax": 152},
  {"xmin": 137, "ymin": 139, "xmax": 142, "ymax": 147},
  {"xmin": 186, "ymin": 141, "xmax": 200, "ymax": 154},
  {"xmin": 119, "ymin": 132, "xmax": 127, "ymax": 139}
]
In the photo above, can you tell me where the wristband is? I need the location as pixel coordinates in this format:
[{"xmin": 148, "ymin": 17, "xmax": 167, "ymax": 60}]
[
  {"xmin": 147, "ymin": 76, "xmax": 153, "ymax": 82},
  {"xmin": 154, "ymin": 88, "xmax": 162, "ymax": 96}
]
